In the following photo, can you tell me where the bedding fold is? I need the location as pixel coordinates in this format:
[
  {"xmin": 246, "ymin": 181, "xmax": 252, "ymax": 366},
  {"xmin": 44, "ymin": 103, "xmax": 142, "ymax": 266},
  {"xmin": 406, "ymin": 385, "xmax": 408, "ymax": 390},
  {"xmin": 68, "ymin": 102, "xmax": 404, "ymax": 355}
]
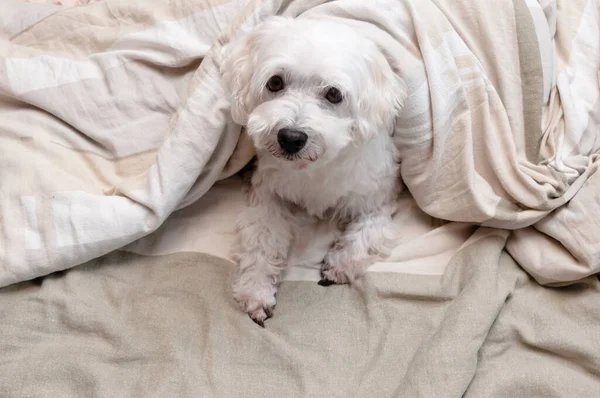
[{"xmin": 0, "ymin": 0, "xmax": 599, "ymax": 287}]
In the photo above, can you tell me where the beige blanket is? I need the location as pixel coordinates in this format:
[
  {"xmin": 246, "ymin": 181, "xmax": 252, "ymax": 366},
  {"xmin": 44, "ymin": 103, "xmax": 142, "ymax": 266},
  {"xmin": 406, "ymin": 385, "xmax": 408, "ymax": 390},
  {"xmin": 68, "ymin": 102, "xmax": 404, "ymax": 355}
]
[
  {"xmin": 1, "ymin": 247, "xmax": 600, "ymax": 396},
  {"xmin": 0, "ymin": 0, "xmax": 598, "ymax": 288}
]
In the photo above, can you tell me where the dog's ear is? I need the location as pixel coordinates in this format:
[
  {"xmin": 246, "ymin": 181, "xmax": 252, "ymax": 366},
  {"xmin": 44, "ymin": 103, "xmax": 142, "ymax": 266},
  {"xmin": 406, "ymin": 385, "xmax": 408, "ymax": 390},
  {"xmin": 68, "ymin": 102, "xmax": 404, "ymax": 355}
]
[
  {"xmin": 220, "ymin": 17, "xmax": 290, "ymax": 125},
  {"xmin": 354, "ymin": 47, "xmax": 407, "ymax": 140},
  {"xmin": 220, "ymin": 33, "xmax": 255, "ymax": 125}
]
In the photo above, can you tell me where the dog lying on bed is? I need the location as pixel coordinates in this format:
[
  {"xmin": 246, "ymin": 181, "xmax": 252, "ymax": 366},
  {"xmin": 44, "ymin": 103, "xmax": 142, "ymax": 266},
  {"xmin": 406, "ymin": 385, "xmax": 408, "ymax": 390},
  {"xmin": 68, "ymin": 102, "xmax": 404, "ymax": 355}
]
[{"xmin": 220, "ymin": 16, "xmax": 406, "ymax": 326}]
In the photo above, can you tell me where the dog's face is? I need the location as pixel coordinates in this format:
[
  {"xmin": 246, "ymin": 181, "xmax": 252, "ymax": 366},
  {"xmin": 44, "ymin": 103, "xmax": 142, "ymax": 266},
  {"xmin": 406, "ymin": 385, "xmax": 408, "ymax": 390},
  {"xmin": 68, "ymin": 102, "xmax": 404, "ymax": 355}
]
[{"xmin": 221, "ymin": 17, "xmax": 405, "ymax": 168}]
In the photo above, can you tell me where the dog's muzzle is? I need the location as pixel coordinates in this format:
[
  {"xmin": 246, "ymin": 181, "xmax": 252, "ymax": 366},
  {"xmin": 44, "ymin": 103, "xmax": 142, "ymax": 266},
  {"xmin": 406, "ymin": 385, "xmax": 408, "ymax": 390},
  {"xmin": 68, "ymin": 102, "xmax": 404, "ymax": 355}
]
[{"xmin": 277, "ymin": 128, "xmax": 307, "ymax": 154}]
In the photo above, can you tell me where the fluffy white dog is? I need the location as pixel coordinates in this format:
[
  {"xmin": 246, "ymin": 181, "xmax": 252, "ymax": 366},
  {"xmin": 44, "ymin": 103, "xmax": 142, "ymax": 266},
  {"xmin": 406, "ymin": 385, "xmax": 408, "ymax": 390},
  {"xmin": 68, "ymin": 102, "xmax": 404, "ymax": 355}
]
[{"xmin": 220, "ymin": 16, "xmax": 406, "ymax": 326}]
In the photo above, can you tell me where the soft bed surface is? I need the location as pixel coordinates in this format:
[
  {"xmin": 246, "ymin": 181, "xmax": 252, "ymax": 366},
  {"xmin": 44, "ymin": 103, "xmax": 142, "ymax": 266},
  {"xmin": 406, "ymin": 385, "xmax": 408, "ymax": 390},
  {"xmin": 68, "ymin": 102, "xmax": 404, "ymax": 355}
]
[{"xmin": 1, "ymin": 250, "xmax": 599, "ymax": 397}]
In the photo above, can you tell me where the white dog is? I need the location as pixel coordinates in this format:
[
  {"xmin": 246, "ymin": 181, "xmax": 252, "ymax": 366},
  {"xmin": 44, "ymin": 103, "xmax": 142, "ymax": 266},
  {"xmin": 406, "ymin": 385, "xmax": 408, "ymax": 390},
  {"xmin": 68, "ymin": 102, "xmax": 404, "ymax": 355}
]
[{"xmin": 220, "ymin": 16, "xmax": 406, "ymax": 326}]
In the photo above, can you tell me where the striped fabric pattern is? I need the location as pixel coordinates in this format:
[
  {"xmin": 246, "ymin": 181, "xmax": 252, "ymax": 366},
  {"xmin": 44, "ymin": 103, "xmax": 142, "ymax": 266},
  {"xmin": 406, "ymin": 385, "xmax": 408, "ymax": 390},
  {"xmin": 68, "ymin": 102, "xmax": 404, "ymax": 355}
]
[{"xmin": 0, "ymin": 0, "xmax": 598, "ymax": 287}]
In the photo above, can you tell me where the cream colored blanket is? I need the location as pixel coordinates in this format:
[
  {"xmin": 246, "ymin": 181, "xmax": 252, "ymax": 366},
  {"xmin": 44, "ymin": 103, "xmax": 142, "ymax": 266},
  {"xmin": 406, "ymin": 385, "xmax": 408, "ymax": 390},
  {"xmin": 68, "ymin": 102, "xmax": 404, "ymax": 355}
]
[{"xmin": 0, "ymin": 0, "xmax": 598, "ymax": 288}]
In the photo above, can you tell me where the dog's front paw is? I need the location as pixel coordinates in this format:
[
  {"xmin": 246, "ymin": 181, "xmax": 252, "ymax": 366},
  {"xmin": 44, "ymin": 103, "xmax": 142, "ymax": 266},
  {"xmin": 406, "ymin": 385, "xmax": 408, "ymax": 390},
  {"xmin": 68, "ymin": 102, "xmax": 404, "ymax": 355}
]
[
  {"xmin": 319, "ymin": 248, "xmax": 370, "ymax": 286},
  {"xmin": 319, "ymin": 265, "xmax": 353, "ymax": 286},
  {"xmin": 233, "ymin": 283, "xmax": 277, "ymax": 327},
  {"xmin": 318, "ymin": 257, "xmax": 360, "ymax": 286}
]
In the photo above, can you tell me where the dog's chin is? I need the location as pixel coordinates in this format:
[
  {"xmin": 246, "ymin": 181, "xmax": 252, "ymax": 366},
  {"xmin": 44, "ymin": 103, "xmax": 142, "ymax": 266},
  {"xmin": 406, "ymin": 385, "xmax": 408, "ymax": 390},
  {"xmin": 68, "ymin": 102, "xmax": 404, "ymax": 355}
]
[{"xmin": 259, "ymin": 145, "xmax": 323, "ymax": 170}]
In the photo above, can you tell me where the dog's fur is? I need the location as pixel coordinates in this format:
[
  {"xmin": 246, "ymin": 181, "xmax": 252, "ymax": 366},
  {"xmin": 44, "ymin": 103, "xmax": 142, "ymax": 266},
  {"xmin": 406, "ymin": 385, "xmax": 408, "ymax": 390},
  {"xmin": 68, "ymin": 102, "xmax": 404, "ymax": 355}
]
[{"xmin": 220, "ymin": 17, "xmax": 406, "ymax": 326}]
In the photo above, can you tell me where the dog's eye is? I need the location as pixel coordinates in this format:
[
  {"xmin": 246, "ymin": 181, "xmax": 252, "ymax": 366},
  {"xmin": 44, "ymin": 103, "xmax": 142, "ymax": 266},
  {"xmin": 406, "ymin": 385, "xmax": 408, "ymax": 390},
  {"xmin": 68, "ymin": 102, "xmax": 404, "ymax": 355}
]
[
  {"xmin": 325, "ymin": 87, "xmax": 343, "ymax": 104},
  {"xmin": 266, "ymin": 75, "xmax": 285, "ymax": 92}
]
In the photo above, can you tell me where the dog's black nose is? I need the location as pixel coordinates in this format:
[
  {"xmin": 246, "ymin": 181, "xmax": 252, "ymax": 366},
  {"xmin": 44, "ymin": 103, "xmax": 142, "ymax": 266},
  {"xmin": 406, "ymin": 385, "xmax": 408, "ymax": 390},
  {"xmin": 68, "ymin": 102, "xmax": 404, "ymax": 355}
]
[{"xmin": 277, "ymin": 128, "xmax": 308, "ymax": 154}]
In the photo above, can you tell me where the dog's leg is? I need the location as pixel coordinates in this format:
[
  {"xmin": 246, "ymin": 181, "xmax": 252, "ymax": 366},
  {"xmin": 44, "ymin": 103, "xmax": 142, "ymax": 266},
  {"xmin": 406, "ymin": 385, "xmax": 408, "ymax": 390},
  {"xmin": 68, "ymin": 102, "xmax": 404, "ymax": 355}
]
[
  {"xmin": 232, "ymin": 189, "xmax": 294, "ymax": 326},
  {"xmin": 320, "ymin": 210, "xmax": 396, "ymax": 285}
]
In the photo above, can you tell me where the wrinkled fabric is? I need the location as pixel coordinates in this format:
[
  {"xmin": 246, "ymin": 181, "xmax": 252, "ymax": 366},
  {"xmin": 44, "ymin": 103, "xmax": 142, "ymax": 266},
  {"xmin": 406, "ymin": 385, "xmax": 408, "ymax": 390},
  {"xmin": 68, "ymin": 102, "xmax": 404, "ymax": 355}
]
[
  {"xmin": 1, "ymin": 246, "xmax": 599, "ymax": 397},
  {"xmin": 0, "ymin": 0, "xmax": 598, "ymax": 288}
]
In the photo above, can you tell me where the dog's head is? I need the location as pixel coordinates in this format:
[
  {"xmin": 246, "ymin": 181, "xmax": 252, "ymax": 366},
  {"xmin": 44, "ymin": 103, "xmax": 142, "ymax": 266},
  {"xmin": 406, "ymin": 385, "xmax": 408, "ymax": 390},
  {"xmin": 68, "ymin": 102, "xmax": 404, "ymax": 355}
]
[{"xmin": 221, "ymin": 17, "xmax": 406, "ymax": 168}]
